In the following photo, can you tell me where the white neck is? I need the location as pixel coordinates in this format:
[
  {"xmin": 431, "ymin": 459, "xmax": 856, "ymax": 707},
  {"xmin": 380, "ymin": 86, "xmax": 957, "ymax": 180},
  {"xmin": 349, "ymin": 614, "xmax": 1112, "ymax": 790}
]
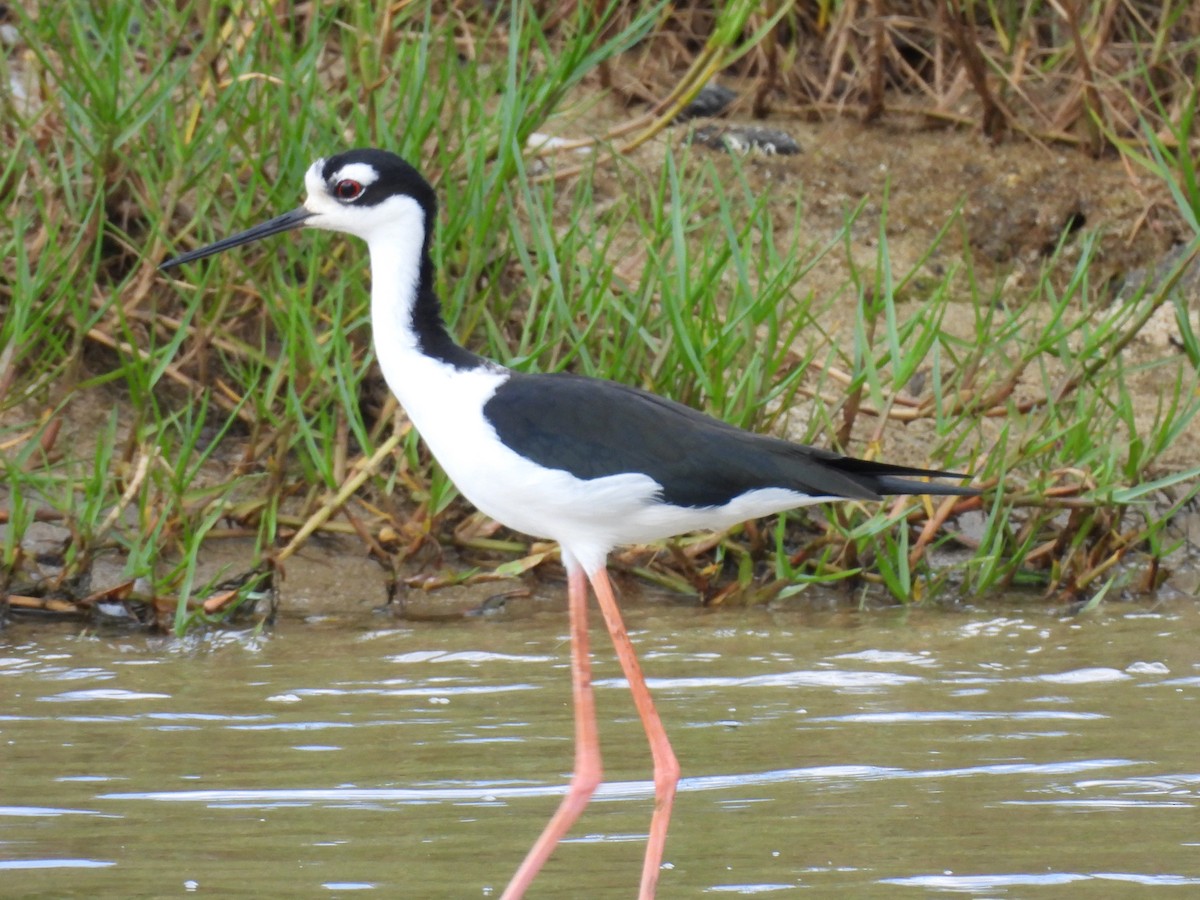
[
  {"xmin": 366, "ymin": 227, "xmax": 426, "ymax": 366},
  {"xmin": 363, "ymin": 225, "xmax": 506, "ymax": 457}
]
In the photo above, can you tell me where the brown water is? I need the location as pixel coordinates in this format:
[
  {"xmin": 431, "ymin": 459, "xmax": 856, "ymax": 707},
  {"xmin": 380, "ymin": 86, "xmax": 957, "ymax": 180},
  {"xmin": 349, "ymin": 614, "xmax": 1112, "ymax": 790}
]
[{"xmin": 2, "ymin": 597, "xmax": 1198, "ymax": 898}]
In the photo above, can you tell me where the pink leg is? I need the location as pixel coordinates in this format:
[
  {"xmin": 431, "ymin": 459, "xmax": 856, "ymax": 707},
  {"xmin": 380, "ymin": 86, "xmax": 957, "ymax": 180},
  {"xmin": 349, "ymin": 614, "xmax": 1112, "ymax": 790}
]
[
  {"xmin": 501, "ymin": 565, "xmax": 601, "ymax": 899},
  {"xmin": 588, "ymin": 566, "xmax": 680, "ymax": 900}
]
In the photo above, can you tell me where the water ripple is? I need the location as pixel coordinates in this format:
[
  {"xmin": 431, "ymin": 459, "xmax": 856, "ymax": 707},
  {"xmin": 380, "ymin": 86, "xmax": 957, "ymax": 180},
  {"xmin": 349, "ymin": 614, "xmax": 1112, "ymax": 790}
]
[
  {"xmin": 629, "ymin": 671, "xmax": 922, "ymax": 690},
  {"xmin": 1028, "ymin": 667, "xmax": 1131, "ymax": 684},
  {"xmin": 813, "ymin": 710, "xmax": 1107, "ymax": 724},
  {"xmin": 100, "ymin": 757, "xmax": 1140, "ymax": 808},
  {"xmin": 0, "ymin": 859, "xmax": 116, "ymax": 871},
  {"xmin": 882, "ymin": 871, "xmax": 1200, "ymax": 891},
  {"xmin": 0, "ymin": 805, "xmax": 121, "ymax": 819},
  {"xmin": 38, "ymin": 688, "xmax": 170, "ymax": 703}
]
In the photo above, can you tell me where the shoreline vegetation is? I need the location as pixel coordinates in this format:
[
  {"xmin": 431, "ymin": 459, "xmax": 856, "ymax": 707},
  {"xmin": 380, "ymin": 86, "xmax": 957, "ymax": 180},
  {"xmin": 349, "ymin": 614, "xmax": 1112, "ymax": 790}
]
[{"xmin": 1, "ymin": 3, "xmax": 1198, "ymax": 632}]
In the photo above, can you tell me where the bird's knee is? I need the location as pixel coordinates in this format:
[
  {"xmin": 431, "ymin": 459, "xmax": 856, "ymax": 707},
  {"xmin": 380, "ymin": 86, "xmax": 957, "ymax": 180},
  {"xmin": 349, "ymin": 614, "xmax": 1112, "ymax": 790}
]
[
  {"xmin": 655, "ymin": 757, "xmax": 681, "ymax": 794},
  {"xmin": 572, "ymin": 761, "xmax": 603, "ymax": 800}
]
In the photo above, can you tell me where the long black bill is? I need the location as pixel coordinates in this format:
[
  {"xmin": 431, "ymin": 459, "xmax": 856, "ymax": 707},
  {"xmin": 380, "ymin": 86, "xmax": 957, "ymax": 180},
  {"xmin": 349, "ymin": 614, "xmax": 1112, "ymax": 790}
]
[{"xmin": 159, "ymin": 207, "xmax": 314, "ymax": 270}]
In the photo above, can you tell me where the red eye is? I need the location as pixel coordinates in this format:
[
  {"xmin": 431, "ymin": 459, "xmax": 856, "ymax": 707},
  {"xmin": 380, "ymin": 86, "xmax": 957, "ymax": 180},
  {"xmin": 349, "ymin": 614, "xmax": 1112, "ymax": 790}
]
[{"xmin": 334, "ymin": 179, "xmax": 363, "ymax": 200}]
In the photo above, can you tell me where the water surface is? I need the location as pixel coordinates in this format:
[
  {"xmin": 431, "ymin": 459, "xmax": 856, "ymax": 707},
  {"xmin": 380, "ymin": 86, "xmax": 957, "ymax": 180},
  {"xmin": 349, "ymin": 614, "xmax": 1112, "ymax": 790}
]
[{"xmin": 2, "ymin": 597, "xmax": 1198, "ymax": 897}]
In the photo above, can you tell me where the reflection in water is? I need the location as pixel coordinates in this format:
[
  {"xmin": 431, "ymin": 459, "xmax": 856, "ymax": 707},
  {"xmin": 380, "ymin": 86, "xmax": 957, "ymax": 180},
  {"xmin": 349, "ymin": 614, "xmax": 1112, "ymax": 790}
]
[
  {"xmin": 1, "ymin": 600, "xmax": 1198, "ymax": 896},
  {"xmin": 99, "ymin": 756, "xmax": 1142, "ymax": 806}
]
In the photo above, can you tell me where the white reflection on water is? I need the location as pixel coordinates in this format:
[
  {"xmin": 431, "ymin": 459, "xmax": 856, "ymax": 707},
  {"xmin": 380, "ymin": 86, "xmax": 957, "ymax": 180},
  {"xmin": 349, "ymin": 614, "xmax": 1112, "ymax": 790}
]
[
  {"xmin": 99, "ymin": 756, "xmax": 1140, "ymax": 807},
  {"xmin": 883, "ymin": 872, "xmax": 1200, "ymax": 890}
]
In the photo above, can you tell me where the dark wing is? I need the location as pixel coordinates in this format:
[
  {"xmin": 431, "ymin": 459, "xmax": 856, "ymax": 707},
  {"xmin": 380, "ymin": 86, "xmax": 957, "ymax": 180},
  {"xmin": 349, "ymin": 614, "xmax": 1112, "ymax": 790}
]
[{"xmin": 483, "ymin": 371, "xmax": 976, "ymax": 508}]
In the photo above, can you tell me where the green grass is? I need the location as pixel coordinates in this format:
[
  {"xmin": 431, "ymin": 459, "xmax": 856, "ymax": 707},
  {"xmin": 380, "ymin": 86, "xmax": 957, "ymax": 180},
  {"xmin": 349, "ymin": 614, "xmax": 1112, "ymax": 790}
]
[{"xmin": 2, "ymin": 2, "xmax": 1199, "ymax": 631}]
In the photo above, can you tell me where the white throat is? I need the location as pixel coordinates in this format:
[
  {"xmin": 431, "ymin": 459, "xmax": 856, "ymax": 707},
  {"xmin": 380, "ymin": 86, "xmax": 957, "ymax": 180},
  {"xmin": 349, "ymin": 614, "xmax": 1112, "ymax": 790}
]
[{"xmin": 366, "ymin": 225, "xmax": 426, "ymax": 361}]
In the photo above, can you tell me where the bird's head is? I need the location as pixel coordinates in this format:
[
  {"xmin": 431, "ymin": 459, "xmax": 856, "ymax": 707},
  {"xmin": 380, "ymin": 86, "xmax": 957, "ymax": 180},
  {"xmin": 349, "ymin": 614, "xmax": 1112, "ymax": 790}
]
[{"xmin": 160, "ymin": 148, "xmax": 435, "ymax": 270}]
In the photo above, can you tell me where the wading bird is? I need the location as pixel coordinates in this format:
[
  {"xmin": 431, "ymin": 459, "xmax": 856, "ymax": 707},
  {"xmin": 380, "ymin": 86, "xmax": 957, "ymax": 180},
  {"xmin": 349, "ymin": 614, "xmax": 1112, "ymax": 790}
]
[{"xmin": 161, "ymin": 149, "xmax": 975, "ymax": 898}]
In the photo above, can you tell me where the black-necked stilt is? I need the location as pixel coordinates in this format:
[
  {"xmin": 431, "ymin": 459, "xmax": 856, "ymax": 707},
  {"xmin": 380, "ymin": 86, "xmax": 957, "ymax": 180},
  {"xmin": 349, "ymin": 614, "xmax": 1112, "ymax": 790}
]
[{"xmin": 161, "ymin": 148, "xmax": 977, "ymax": 899}]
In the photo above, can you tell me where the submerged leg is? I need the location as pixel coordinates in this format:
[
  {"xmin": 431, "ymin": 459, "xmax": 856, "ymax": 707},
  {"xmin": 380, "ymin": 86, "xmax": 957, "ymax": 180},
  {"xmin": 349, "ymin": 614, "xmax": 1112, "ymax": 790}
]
[
  {"xmin": 501, "ymin": 564, "xmax": 601, "ymax": 899},
  {"xmin": 588, "ymin": 566, "xmax": 680, "ymax": 900}
]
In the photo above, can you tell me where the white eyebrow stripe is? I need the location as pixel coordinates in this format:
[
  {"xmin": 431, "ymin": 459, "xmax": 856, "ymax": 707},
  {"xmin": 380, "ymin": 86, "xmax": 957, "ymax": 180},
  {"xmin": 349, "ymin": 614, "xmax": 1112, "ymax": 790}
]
[{"xmin": 330, "ymin": 161, "xmax": 380, "ymax": 187}]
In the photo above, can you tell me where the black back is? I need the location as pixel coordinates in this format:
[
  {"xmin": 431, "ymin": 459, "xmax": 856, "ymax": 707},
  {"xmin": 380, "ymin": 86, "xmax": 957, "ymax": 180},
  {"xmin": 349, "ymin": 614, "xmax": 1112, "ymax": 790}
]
[{"xmin": 485, "ymin": 371, "xmax": 975, "ymax": 508}]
